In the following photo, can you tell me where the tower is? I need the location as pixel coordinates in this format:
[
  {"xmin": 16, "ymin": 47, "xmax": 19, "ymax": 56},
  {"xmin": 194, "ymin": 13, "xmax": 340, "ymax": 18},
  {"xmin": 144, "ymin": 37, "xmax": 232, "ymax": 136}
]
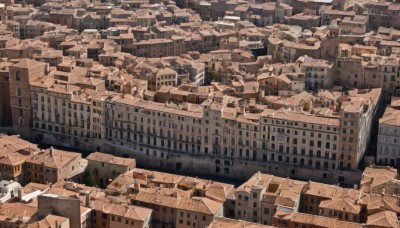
[{"xmin": 9, "ymin": 59, "xmax": 46, "ymax": 140}]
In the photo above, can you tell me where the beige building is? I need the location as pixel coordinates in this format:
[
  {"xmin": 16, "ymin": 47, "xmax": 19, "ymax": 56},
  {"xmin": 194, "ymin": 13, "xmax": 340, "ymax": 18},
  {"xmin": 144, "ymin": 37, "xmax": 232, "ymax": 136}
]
[
  {"xmin": 148, "ymin": 68, "xmax": 178, "ymax": 91},
  {"xmin": 107, "ymin": 168, "xmax": 233, "ymax": 227},
  {"xmin": 38, "ymin": 193, "xmax": 91, "ymax": 228},
  {"xmin": 26, "ymin": 70, "xmax": 381, "ymax": 184},
  {"xmin": 25, "ymin": 147, "xmax": 85, "ymax": 184},
  {"xmin": 233, "ymin": 172, "xmax": 305, "ymax": 225},
  {"xmin": 261, "ymin": 88, "xmax": 382, "ymax": 175},
  {"xmin": 87, "ymin": 152, "xmax": 136, "ymax": 187},
  {"xmin": 268, "ymin": 34, "xmax": 321, "ymax": 63},
  {"xmin": 0, "ymin": 134, "xmax": 37, "ymax": 182},
  {"xmin": 298, "ymin": 56, "xmax": 335, "ymax": 90},
  {"xmin": 130, "ymin": 38, "xmax": 181, "ymax": 58},
  {"xmin": 91, "ymin": 199, "xmax": 152, "ymax": 228},
  {"xmin": 30, "ymin": 78, "xmax": 97, "ymax": 151},
  {"xmin": 377, "ymin": 104, "xmax": 400, "ymax": 167},
  {"xmin": 106, "ymin": 168, "xmax": 185, "ymax": 195},
  {"xmin": 229, "ymin": 167, "xmax": 400, "ymax": 226},
  {"xmin": 336, "ymin": 53, "xmax": 399, "ymax": 101},
  {"xmin": 131, "ymin": 188, "xmax": 224, "ymax": 228}
]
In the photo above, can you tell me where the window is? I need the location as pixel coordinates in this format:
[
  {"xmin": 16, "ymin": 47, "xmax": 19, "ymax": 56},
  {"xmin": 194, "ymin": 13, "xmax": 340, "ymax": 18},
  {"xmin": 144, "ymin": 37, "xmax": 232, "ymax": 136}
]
[
  {"xmin": 18, "ymin": 117, "xmax": 24, "ymax": 126},
  {"xmin": 15, "ymin": 71, "xmax": 21, "ymax": 81}
]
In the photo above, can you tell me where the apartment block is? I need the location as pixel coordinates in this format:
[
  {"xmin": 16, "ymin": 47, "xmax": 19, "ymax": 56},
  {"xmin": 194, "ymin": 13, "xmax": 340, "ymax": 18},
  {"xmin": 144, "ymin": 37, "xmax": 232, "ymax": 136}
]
[{"xmin": 25, "ymin": 71, "xmax": 381, "ymax": 184}]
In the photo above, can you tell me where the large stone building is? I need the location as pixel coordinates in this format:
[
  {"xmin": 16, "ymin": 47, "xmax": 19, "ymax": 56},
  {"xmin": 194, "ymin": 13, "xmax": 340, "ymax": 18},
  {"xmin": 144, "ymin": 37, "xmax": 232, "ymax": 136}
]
[{"xmin": 26, "ymin": 72, "xmax": 382, "ymax": 184}]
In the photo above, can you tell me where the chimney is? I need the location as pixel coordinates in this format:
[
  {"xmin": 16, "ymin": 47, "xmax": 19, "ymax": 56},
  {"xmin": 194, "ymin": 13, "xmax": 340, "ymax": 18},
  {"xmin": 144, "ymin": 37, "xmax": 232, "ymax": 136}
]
[
  {"xmin": 49, "ymin": 146, "xmax": 54, "ymax": 156},
  {"xmin": 45, "ymin": 63, "xmax": 50, "ymax": 74},
  {"xmin": 85, "ymin": 191, "xmax": 91, "ymax": 207},
  {"xmin": 17, "ymin": 188, "xmax": 23, "ymax": 199}
]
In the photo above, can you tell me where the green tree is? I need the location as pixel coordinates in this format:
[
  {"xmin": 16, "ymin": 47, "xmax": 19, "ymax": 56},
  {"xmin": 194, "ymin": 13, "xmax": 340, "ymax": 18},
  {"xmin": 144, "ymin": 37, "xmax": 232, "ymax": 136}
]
[
  {"xmin": 83, "ymin": 169, "xmax": 96, "ymax": 187},
  {"xmin": 209, "ymin": 71, "xmax": 218, "ymax": 82}
]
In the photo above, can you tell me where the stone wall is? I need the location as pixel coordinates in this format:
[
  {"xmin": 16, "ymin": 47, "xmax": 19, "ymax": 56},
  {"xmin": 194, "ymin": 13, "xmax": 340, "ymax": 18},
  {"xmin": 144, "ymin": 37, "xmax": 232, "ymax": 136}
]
[{"xmin": 103, "ymin": 141, "xmax": 362, "ymax": 186}]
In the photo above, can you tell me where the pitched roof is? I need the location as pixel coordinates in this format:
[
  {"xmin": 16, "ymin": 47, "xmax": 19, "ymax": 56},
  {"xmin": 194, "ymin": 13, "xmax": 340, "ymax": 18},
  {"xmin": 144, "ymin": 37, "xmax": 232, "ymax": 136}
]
[
  {"xmin": 26, "ymin": 147, "xmax": 81, "ymax": 169},
  {"xmin": 11, "ymin": 59, "xmax": 45, "ymax": 69},
  {"xmin": 91, "ymin": 200, "xmax": 152, "ymax": 222},
  {"xmin": 87, "ymin": 152, "xmax": 135, "ymax": 167},
  {"xmin": 367, "ymin": 211, "xmax": 399, "ymax": 228},
  {"xmin": 176, "ymin": 197, "xmax": 223, "ymax": 215},
  {"xmin": 207, "ymin": 217, "xmax": 272, "ymax": 227}
]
